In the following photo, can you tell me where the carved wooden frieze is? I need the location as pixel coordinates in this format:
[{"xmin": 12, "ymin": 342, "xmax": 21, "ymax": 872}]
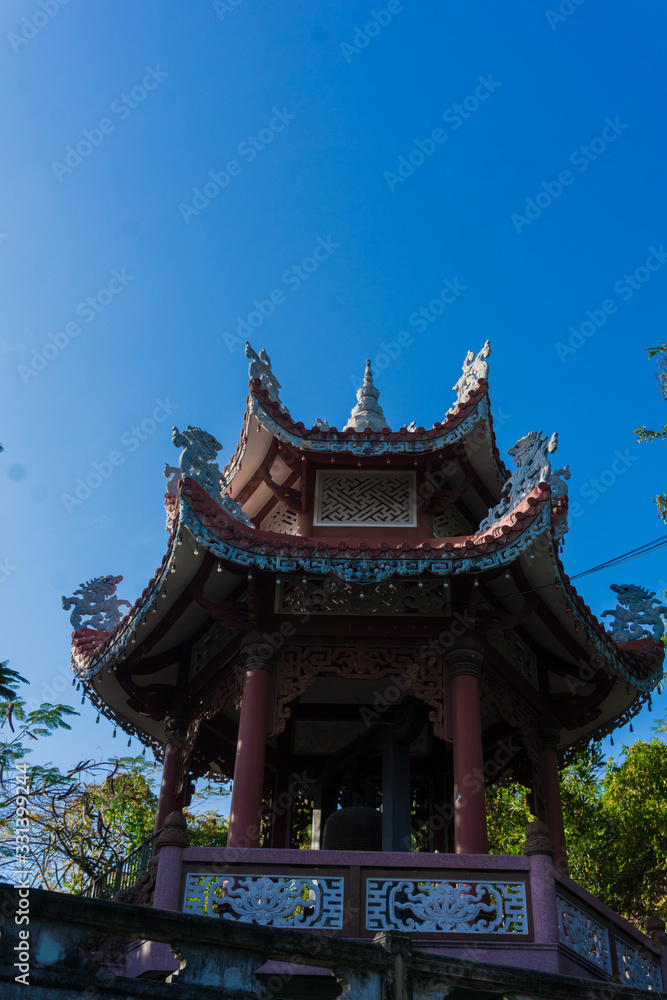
[{"xmin": 273, "ymin": 643, "xmax": 445, "ymax": 739}]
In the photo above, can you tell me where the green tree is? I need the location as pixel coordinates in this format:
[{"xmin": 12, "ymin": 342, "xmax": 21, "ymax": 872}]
[
  {"xmin": 486, "ymin": 776, "xmax": 534, "ymax": 855},
  {"xmin": 486, "ymin": 739, "xmax": 667, "ymax": 928},
  {"xmin": 1, "ymin": 662, "xmax": 228, "ymax": 893}
]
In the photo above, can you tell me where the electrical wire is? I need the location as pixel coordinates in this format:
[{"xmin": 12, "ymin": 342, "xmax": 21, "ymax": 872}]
[{"xmin": 570, "ymin": 535, "xmax": 667, "ymax": 582}]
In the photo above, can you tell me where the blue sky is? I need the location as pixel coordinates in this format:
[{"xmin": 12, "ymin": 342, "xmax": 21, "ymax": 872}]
[{"xmin": 1, "ymin": 0, "xmax": 666, "ymax": 778}]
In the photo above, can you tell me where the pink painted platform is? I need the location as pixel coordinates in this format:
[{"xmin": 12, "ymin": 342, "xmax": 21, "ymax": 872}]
[{"xmin": 126, "ymin": 845, "xmax": 666, "ymax": 990}]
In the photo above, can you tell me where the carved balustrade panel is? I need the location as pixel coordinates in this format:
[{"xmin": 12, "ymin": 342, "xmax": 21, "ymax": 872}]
[
  {"xmin": 365, "ymin": 878, "xmax": 528, "ymax": 935},
  {"xmin": 274, "ymin": 643, "xmax": 445, "ymax": 739},
  {"xmin": 183, "ymin": 873, "xmax": 344, "ymax": 929},
  {"xmin": 556, "ymin": 894, "xmax": 612, "ymax": 974},
  {"xmin": 615, "ymin": 936, "xmax": 663, "ymax": 991}
]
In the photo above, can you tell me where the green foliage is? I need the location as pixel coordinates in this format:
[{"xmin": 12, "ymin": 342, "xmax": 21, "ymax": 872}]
[
  {"xmin": 486, "ymin": 777, "xmax": 534, "ymax": 855},
  {"xmin": 0, "ymin": 660, "xmax": 230, "ymax": 893},
  {"xmin": 0, "ymin": 660, "xmax": 29, "ymax": 701},
  {"xmin": 600, "ymin": 739, "xmax": 667, "ymax": 923},
  {"xmin": 486, "ymin": 739, "xmax": 667, "ymax": 927},
  {"xmin": 561, "ymin": 742, "xmax": 616, "ymax": 906},
  {"xmin": 187, "ymin": 808, "xmax": 229, "ymax": 848}
]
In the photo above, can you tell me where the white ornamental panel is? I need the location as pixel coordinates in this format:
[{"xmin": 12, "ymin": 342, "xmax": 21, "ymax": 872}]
[
  {"xmin": 556, "ymin": 894, "xmax": 612, "ymax": 974},
  {"xmin": 616, "ymin": 937, "xmax": 663, "ymax": 991},
  {"xmin": 365, "ymin": 879, "xmax": 528, "ymax": 934},
  {"xmin": 261, "ymin": 503, "xmax": 298, "ymax": 535},
  {"xmin": 183, "ymin": 873, "xmax": 344, "ymax": 929},
  {"xmin": 314, "ymin": 471, "xmax": 416, "ymax": 527}
]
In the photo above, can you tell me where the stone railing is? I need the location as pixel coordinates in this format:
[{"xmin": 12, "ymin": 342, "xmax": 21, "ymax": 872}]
[
  {"xmin": 153, "ymin": 843, "xmax": 664, "ymax": 988},
  {"xmin": 182, "ymin": 865, "xmax": 530, "ymax": 937},
  {"xmin": 555, "ymin": 879, "xmax": 663, "ymax": 991},
  {"xmin": 0, "ymin": 882, "xmax": 662, "ymax": 1000}
]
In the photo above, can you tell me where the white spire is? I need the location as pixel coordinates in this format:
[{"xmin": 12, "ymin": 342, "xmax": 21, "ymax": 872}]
[{"xmin": 343, "ymin": 360, "xmax": 390, "ymax": 432}]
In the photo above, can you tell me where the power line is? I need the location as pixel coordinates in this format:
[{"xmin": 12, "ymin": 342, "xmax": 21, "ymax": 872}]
[{"xmin": 571, "ymin": 535, "xmax": 667, "ymax": 582}]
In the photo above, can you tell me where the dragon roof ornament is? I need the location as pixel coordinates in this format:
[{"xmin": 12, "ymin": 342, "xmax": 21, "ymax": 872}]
[
  {"xmin": 603, "ymin": 584, "xmax": 667, "ymax": 642},
  {"xmin": 479, "ymin": 430, "xmax": 567, "ymax": 533},
  {"xmin": 62, "ymin": 575, "xmax": 131, "ymax": 631},
  {"xmin": 450, "ymin": 339, "xmax": 491, "ymax": 411},
  {"xmin": 245, "ymin": 341, "xmax": 282, "ymax": 406},
  {"xmin": 344, "ymin": 360, "xmax": 390, "ymax": 433},
  {"xmin": 164, "ymin": 425, "xmax": 252, "ymax": 527}
]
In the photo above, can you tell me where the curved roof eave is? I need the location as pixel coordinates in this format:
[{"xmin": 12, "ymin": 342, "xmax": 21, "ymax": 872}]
[{"xmin": 222, "ymin": 379, "xmax": 507, "ymax": 490}]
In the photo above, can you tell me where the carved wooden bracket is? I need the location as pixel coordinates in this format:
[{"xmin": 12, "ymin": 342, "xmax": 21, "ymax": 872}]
[
  {"xmin": 428, "ymin": 474, "xmax": 473, "ymax": 514},
  {"xmin": 188, "ymin": 584, "xmax": 249, "ymax": 630},
  {"xmin": 259, "ymin": 468, "xmax": 302, "ymax": 513},
  {"xmin": 475, "ymin": 596, "xmax": 538, "ymax": 640}
]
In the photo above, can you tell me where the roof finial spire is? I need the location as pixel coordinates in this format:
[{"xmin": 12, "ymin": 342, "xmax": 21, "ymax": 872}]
[{"xmin": 344, "ymin": 359, "xmax": 391, "ymax": 432}]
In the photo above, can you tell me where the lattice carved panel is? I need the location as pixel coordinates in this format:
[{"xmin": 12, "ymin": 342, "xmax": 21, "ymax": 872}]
[
  {"xmin": 183, "ymin": 873, "xmax": 344, "ymax": 929},
  {"xmin": 189, "ymin": 623, "xmax": 235, "ymax": 680},
  {"xmin": 314, "ymin": 471, "xmax": 416, "ymax": 526},
  {"xmin": 274, "ymin": 644, "xmax": 445, "ymax": 740},
  {"xmin": 366, "ymin": 879, "xmax": 528, "ymax": 934},
  {"xmin": 556, "ymin": 894, "xmax": 612, "ymax": 974},
  {"xmin": 616, "ymin": 937, "xmax": 663, "ymax": 990},
  {"xmin": 433, "ymin": 508, "xmax": 473, "ymax": 538},
  {"xmin": 261, "ymin": 503, "xmax": 298, "ymax": 535},
  {"xmin": 490, "ymin": 633, "xmax": 538, "ymax": 689},
  {"xmin": 276, "ymin": 577, "xmax": 451, "ymax": 617},
  {"xmin": 183, "ymin": 662, "xmax": 243, "ymax": 780}
]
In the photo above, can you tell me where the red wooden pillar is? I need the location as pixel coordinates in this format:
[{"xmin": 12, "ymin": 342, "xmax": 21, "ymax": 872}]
[
  {"xmin": 539, "ymin": 716, "xmax": 568, "ymax": 874},
  {"xmin": 448, "ymin": 643, "xmax": 488, "ymax": 855},
  {"xmin": 154, "ymin": 711, "xmax": 187, "ymax": 834},
  {"xmin": 227, "ymin": 633, "xmax": 275, "ymax": 848}
]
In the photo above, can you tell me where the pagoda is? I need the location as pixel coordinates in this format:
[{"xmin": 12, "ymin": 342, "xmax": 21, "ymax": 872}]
[{"xmin": 64, "ymin": 341, "xmax": 666, "ymax": 989}]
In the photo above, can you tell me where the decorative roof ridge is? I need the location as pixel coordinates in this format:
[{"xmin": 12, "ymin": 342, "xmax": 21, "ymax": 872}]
[
  {"xmin": 550, "ymin": 548, "xmax": 664, "ymax": 691},
  {"xmin": 70, "ymin": 531, "xmax": 178, "ymax": 669},
  {"xmin": 248, "ymin": 377, "xmax": 489, "ymax": 441},
  {"xmin": 343, "ymin": 359, "xmax": 390, "ymax": 432},
  {"xmin": 180, "ymin": 476, "xmax": 550, "ymax": 558}
]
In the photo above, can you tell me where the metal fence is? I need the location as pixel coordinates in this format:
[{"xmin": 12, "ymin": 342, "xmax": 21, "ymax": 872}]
[{"xmin": 84, "ymin": 829, "xmax": 162, "ymax": 901}]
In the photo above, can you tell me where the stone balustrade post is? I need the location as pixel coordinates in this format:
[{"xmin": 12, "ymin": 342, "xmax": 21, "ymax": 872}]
[{"xmin": 524, "ymin": 819, "xmax": 560, "ymax": 973}]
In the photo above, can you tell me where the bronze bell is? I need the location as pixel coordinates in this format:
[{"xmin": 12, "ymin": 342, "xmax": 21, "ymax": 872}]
[{"xmin": 322, "ymin": 806, "xmax": 382, "ymax": 851}]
